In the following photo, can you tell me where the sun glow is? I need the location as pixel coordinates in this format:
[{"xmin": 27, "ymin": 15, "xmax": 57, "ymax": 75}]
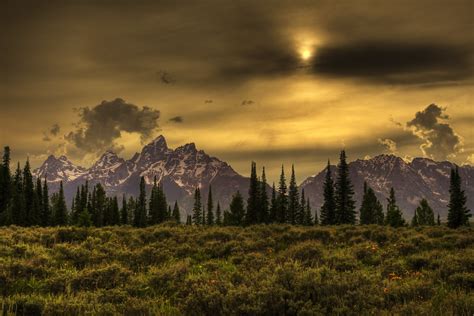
[{"xmin": 300, "ymin": 48, "xmax": 312, "ymax": 60}]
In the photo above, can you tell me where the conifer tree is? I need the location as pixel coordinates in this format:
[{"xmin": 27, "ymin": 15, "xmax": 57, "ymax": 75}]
[
  {"xmin": 11, "ymin": 163, "xmax": 26, "ymax": 226},
  {"xmin": 413, "ymin": 198, "xmax": 435, "ymax": 226},
  {"xmin": 52, "ymin": 182, "xmax": 68, "ymax": 226},
  {"xmin": 385, "ymin": 188, "xmax": 405, "ymax": 227},
  {"xmin": 288, "ymin": 165, "xmax": 300, "ymax": 225},
  {"xmin": 186, "ymin": 214, "xmax": 192, "ymax": 225},
  {"xmin": 94, "ymin": 183, "xmax": 107, "ymax": 226},
  {"xmin": 120, "ymin": 194, "xmax": 128, "ymax": 225},
  {"xmin": 229, "ymin": 191, "xmax": 245, "ymax": 226},
  {"xmin": 134, "ymin": 176, "xmax": 148, "ymax": 227},
  {"xmin": 207, "ymin": 186, "xmax": 214, "ymax": 225},
  {"xmin": 269, "ymin": 183, "xmax": 277, "ymax": 223},
  {"xmin": 110, "ymin": 196, "xmax": 120, "ymax": 225},
  {"xmin": 277, "ymin": 166, "xmax": 288, "ymax": 223},
  {"xmin": 202, "ymin": 204, "xmax": 206, "ymax": 225},
  {"xmin": 303, "ymin": 192, "xmax": 313, "ymax": 225},
  {"xmin": 158, "ymin": 183, "xmax": 168, "ymax": 222},
  {"xmin": 447, "ymin": 167, "xmax": 471, "ymax": 228},
  {"xmin": 0, "ymin": 146, "xmax": 11, "ymax": 223},
  {"xmin": 77, "ymin": 208, "xmax": 92, "ymax": 227},
  {"xmin": 299, "ymin": 188, "xmax": 306, "ymax": 225},
  {"xmin": 334, "ymin": 151, "xmax": 356, "ymax": 224},
  {"xmin": 320, "ymin": 160, "xmax": 336, "ymax": 225},
  {"xmin": 33, "ymin": 178, "xmax": 43, "ymax": 226},
  {"xmin": 312, "ymin": 199, "xmax": 318, "ymax": 225},
  {"xmin": 149, "ymin": 176, "xmax": 159, "ymax": 225},
  {"xmin": 215, "ymin": 202, "xmax": 222, "ymax": 225},
  {"xmin": 23, "ymin": 159, "xmax": 36, "ymax": 225},
  {"xmin": 172, "ymin": 201, "xmax": 180, "ymax": 223},
  {"xmin": 359, "ymin": 182, "xmax": 384, "ymax": 225},
  {"xmin": 259, "ymin": 167, "xmax": 269, "ymax": 223},
  {"xmin": 127, "ymin": 196, "xmax": 136, "ymax": 225},
  {"xmin": 192, "ymin": 187, "xmax": 202, "ymax": 224},
  {"xmin": 437, "ymin": 213, "xmax": 441, "ymax": 226},
  {"xmin": 41, "ymin": 177, "xmax": 50, "ymax": 226},
  {"xmin": 246, "ymin": 161, "xmax": 259, "ymax": 225}
]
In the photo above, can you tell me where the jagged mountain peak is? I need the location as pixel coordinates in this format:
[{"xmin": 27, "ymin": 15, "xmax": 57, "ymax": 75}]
[{"xmin": 301, "ymin": 154, "xmax": 473, "ymax": 219}]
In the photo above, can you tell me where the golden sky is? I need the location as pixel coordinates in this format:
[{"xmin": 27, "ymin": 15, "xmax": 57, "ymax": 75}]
[{"xmin": 1, "ymin": 0, "xmax": 473, "ymax": 183}]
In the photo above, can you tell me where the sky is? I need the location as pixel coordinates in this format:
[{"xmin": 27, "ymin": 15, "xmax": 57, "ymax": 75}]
[{"xmin": 1, "ymin": 0, "xmax": 473, "ymax": 183}]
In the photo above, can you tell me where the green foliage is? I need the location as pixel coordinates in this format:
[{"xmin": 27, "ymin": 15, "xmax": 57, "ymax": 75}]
[
  {"xmin": 320, "ymin": 160, "xmax": 336, "ymax": 225},
  {"xmin": 192, "ymin": 187, "xmax": 203, "ymax": 225},
  {"xmin": 447, "ymin": 167, "xmax": 471, "ymax": 228},
  {"xmin": 412, "ymin": 198, "xmax": 435, "ymax": 226},
  {"xmin": 0, "ymin": 225, "xmax": 472, "ymax": 315},
  {"xmin": 385, "ymin": 187, "xmax": 406, "ymax": 227},
  {"xmin": 359, "ymin": 182, "xmax": 385, "ymax": 225},
  {"xmin": 335, "ymin": 150, "xmax": 356, "ymax": 224},
  {"xmin": 227, "ymin": 191, "xmax": 245, "ymax": 226}
]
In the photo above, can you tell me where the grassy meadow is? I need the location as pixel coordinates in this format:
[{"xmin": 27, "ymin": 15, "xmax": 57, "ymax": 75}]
[{"xmin": 0, "ymin": 224, "xmax": 473, "ymax": 315}]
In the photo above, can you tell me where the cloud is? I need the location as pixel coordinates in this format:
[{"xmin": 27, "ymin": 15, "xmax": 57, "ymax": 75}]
[
  {"xmin": 157, "ymin": 71, "xmax": 175, "ymax": 84},
  {"xmin": 406, "ymin": 104, "xmax": 463, "ymax": 160},
  {"xmin": 50, "ymin": 123, "xmax": 60, "ymax": 136},
  {"xmin": 42, "ymin": 134, "xmax": 51, "ymax": 142},
  {"xmin": 169, "ymin": 116, "xmax": 183, "ymax": 123},
  {"xmin": 466, "ymin": 154, "xmax": 474, "ymax": 165},
  {"xmin": 241, "ymin": 100, "xmax": 255, "ymax": 106},
  {"xmin": 377, "ymin": 138, "xmax": 397, "ymax": 154},
  {"xmin": 204, "ymin": 100, "xmax": 213, "ymax": 104},
  {"xmin": 65, "ymin": 98, "xmax": 160, "ymax": 155},
  {"xmin": 312, "ymin": 42, "xmax": 472, "ymax": 85},
  {"xmin": 42, "ymin": 123, "xmax": 61, "ymax": 142}
]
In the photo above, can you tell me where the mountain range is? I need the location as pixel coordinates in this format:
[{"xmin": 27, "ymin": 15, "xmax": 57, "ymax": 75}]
[{"xmin": 33, "ymin": 135, "xmax": 473, "ymax": 219}]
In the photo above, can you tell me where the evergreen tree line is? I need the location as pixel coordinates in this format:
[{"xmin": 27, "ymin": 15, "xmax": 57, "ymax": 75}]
[
  {"xmin": 0, "ymin": 147, "xmax": 182, "ymax": 227},
  {"xmin": 193, "ymin": 149, "xmax": 471, "ymax": 229},
  {"xmin": 0, "ymin": 147, "xmax": 471, "ymax": 228}
]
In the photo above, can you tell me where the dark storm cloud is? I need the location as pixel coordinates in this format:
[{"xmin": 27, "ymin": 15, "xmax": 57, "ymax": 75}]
[
  {"xmin": 312, "ymin": 42, "xmax": 472, "ymax": 84},
  {"xmin": 406, "ymin": 104, "xmax": 463, "ymax": 160},
  {"xmin": 169, "ymin": 116, "xmax": 183, "ymax": 123},
  {"xmin": 65, "ymin": 98, "xmax": 160, "ymax": 155}
]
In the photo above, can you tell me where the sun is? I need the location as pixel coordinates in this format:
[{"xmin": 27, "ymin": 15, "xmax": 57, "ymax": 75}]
[{"xmin": 300, "ymin": 48, "xmax": 312, "ymax": 60}]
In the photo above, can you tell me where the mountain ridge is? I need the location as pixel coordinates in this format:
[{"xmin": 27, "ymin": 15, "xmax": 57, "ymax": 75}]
[{"xmin": 33, "ymin": 137, "xmax": 473, "ymax": 218}]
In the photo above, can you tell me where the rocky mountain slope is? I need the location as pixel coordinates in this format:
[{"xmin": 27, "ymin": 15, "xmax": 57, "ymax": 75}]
[
  {"xmin": 301, "ymin": 154, "xmax": 473, "ymax": 219},
  {"xmin": 34, "ymin": 136, "xmax": 249, "ymax": 213},
  {"xmin": 34, "ymin": 138, "xmax": 472, "ymax": 219}
]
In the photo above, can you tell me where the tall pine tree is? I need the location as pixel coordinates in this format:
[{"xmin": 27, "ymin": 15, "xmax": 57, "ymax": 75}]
[
  {"xmin": 192, "ymin": 187, "xmax": 202, "ymax": 224},
  {"xmin": 52, "ymin": 182, "xmax": 68, "ymax": 226},
  {"xmin": 120, "ymin": 194, "xmax": 128, "ymax": 225},
  {"xmin": 320, "ymin": 160, "xmax": 336, "ymax": 225},
  {"xmin": 359, "ymin": 182, "xmax": 384, "ymax": 225},
  {"xmin": 259, "ymin": 167, "xmax": 269, "ymax": 223},
  {"xmin": 334, "ymin": 151, "xmax": 356, "ymax": 224},
  {"xmin": 447, "ymin": 167, "xmax": 471, "ymax": 228},
  {"xmin": 385, "ymin": 188, "xmax": 405, "ymax": 227},
  {"xmin": 172, "ymin": 201, "xmax": 180, "ymax": 223},
  {"xmin": 229, "ymin": 191, "xmax": 245, "ymax": 226},
  {"xmin": 207, "ymin": 186, "xmax": 214, "ymax": 225},
  {"xmin": 288, "ymin": 165, "xmax": 300, "ymax": 225},
  {"xmin": 246, "ymin": 161, "xmax": 259, "ymax": 225},
  {"xmin": 215, "ymin": 202, "xmax": 222, "ymax": 225},
  {"xmin": 41, "ymin": 177, "xmax": 50, "ymax": 226},
  {"xmin": 0, "ymin": 146, "xmax": 11, "ymax": 224},
  {"xmin": 134, "ymin": 177, "xmax": 148, "ymax": 227},
  {"xmin": 269, "ymin": 183, "xmax": 277, "ymax": 223},
  {"xmin": 277, "ymin": 166, "xmax": 288, "ymax": 223}
]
